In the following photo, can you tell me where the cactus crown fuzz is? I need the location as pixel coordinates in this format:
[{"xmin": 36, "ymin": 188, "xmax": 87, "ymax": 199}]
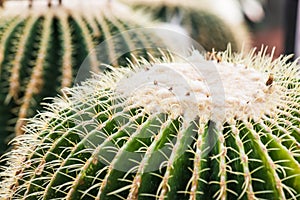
[
  {"xmin": 116, "ymin": 50, "xmax": 278, "ymax": 123},
  {"xmin": 0, "ymin": 47, "xmax": 300, "ymax": 200}
]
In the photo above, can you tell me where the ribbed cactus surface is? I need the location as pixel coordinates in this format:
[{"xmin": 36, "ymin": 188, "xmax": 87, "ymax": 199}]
[
  {"xmin": 1, "ymin": 48, "xmax": 299, "ymax": 199},
  {"xmin": 0, "ymin": 5, "xmax": 168, "ymax": 155},
  {"xmin": 124, "ymin": 0, "xmax": 248, "ymax": 52}
]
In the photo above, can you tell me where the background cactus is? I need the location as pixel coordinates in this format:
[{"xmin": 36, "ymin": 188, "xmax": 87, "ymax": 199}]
[
  {"xmin": 1, "ymin": 47, "xmax": 299, "ymax": 199},
  {"xmin": 122, "ymin": 0, "xmax": 250, "ymax": 52},
  {"xmin": 0, "ymin": 2, "xmax": 172, "ymax": 155}
]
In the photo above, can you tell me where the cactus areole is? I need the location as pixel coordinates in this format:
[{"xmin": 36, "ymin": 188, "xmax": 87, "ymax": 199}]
[{"xmin": 1, "ymin": 48, "xmax": 300, "ymax": 199}]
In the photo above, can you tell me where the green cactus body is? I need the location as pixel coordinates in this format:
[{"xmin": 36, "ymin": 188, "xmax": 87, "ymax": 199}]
[
  {"xmin": 0, "ymin": 4, "xmax": 169, "ymax": 155},
  {"xmin": 1, "ymin": 48, "xmax": 299, "ymax": 199},
  {"xmin": 124, "ymin": 0, "xmax": 250, "ymax": 52}
]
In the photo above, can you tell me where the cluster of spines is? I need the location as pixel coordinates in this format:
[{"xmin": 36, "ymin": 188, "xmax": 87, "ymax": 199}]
[
  {"xmin": 1, "ymin": 48, "xmax": 299, "ymax": 199},
  {"xmin": 0, "ymin": 7, "xmax": 166, "ymax": 156}
]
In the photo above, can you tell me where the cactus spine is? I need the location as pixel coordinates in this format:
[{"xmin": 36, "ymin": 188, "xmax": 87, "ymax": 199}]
[
  {"xmin": 1, "ymin": 47, "xmax": 299, "ymax": 199},
  {"xmin": 0, "ymin": 4, "xmax": 168, "ymax": 155}
]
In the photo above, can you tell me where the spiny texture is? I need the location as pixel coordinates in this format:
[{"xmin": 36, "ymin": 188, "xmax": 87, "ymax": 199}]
[
  {"xmin": 0, "ymin": 5, "xmax": 167, "ymax": 155},
  {"xmin": 1, "ymin": 48, "xmax": 299, "ymax": 200},
  {"xmin": 123, "ymin": 0, "xmax": 248, "ymax": 52}
]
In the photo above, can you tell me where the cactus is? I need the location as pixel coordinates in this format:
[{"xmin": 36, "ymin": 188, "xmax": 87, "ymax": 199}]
[
  {"xmin": 0, "ymin": 4, "xmax": 169, "ymax": 155},
  {"xmin": 123, "ymin": 0, "xmax": 250, "ymax": 52},
  {"xmin": 1, "ymin": 47, "xmax": 299, "ymax": 199}
]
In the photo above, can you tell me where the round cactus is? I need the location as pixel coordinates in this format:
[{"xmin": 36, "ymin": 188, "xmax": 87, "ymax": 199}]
[
  {"xmin": 0, "ymin": 2, "xmax": 172, "ymax": 155},
  {"xmin": 1, "ymin": 47, "xmax": 299, "ymax": 199},
  {"xmin": 123, "ymin": 0, "xmax": 250, "ymax": 52}
]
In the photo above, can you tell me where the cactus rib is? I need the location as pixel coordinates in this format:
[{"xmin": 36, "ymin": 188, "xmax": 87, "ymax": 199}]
[
  {"xmin": 7, "ymin": 16, "xmax": 38, "ymax": 102},
  {"xmin": 71, "ymin": 12, "xmax": 99, "ymax": 73},
  {"xmin": 0, "ymin": 17, "xmax": 22, "ymax": 75},
  {"xmin": 57, "ymin": 11, "xmax": 73, "ymax": 89},
  {"xmin": 16, "ymin": 12, "xmax": 53, "ymax": 136}
]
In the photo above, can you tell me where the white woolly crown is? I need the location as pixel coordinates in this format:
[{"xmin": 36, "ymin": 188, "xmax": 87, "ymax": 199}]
[{"xmin": 116, "ymin": 50, "xmax": 281, "ymax": 123}]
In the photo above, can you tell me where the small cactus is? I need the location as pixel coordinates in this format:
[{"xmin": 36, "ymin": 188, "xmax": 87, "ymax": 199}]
[
  {"xmin": 1, "ymin": 47, "xmax": 299, "ymax": 199},
  {"xmin": 0, "ymin": 4, "xmax": 168, "ymax": 155},
  {"xmin": 124, "ymin": 0, "xmax": 250, "ymax": 52}
]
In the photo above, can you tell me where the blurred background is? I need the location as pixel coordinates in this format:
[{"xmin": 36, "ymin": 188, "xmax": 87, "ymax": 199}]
[{"xmin": 246, "ymin": 0, "xmax": 285, "ymax": 57}]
